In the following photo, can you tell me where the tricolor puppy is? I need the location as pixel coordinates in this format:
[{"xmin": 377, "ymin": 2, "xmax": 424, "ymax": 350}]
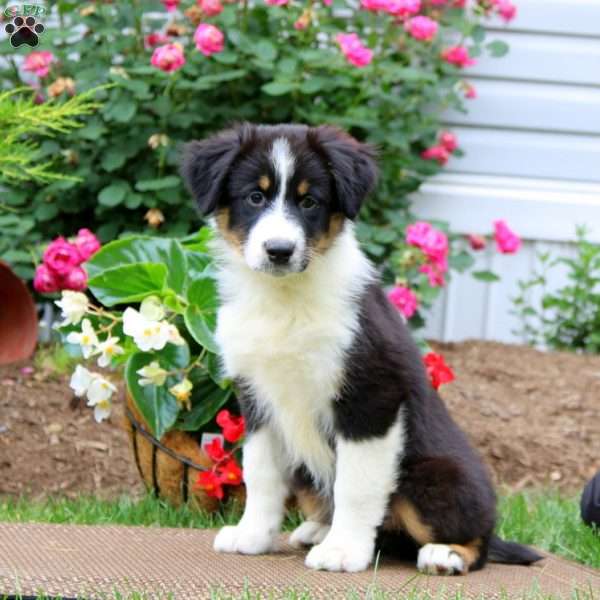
[{"xmin": 181, "ymin": 123, "xmax": 542, "ymax": 574}]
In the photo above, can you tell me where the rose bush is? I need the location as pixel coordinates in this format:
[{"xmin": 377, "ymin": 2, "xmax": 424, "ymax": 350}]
[{"xmin": 0, "ymin": 0, "xmax": 517, "ymax": 331}]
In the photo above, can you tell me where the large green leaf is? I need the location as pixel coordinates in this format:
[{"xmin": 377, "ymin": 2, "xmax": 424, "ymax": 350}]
[
  {"xmin": 184, "ymin": 276, "xmax": 219, "ymax": 352},
  {"xmin": 177, "ymin": 378, "xmax": 232, "ymax": 432},
  {"xmin": 88, "ymin": 262, "xmax": 167, "ymax": 306},
  {"xmin": 86, "ymin": 236, "xmax": 188, "ymax": 295},
  {"xmin": 125, "ymin": 343, "xmax": 190, "ymax": 439},
  {"xmin": 135, "ymin": 176, "xmax": 181, "ymax": 192}
]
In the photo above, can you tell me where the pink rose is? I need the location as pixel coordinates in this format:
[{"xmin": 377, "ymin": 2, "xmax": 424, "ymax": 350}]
[
  {"xmin": 467, "ymin": 234, "xmax": 486, "ymax": 251},
  {"xmin": 194, "ymin": 23, "xmax": 225, "ymax": 56},
  {"xmin": 322, "ymin": 0, "xmax": 332, "ymax": 4},
  {"xmin": 144, "ymin": 32, "xmax": 170, "ymax": 49},
  {"xmin": 361, "ymin": 0, "xmax": 389, "ymax": 10},
  {"xmin": 161, "ymin": 0, "xmax": 180, "ymax": 11},
  {"xmin": 62, "ymin": 266, "xmax": 88, "ymax": 291},
  {"xmin": 406, "ymin": 221, "xmax": 449, "ymax": 267},
  {"xmin": 441, "ymin": 45, "xmax": 476, "ymax": 68},
  {"xmin": 439, "ymin": 131, "xmax": 458, "ymax": 152},
  {"xmin": 336, "ymin": 33, "xmax": 373, "ymax": 68},
  {"xmin": 405, "ymin": 16, "xmax": 438, "ymax": 41},
  {"xmin": 385, "ymin": 0, "xmax": 421, "ymax": 18},
  {"xmin": 151, "ymin": 42, "xmax": 186, "ymax": 73},
  {"xmin": 23, "ymin": 51, "xmax": 55, "ymax": 78},
  {"xmin": 452, "ymin": 0, "xmax": 466, "ymax": 6},
  {"xmin": 494, "ymin": 220, "xmax": 521, "ymax": 254},
  {"xmin": 464, "ymin": 81, "xmax": 477, "ymax": 99},
  {"xmin": 388, "ymin": 286, "xmax": 418, "ymax": 318},
  {"xmin": 33, "ymin": 264, "xmax": 60, "ymax": 294},
  {"xmin": 199, "ymin": 0, "xmax": 223, "ymax": 16},
  {"xmin": 494, "ymin": 0, "xmax": 517, "ymax": 22},
  {"xmin": 421, "ymin": 145, "xmax": 449, "ymax": 165},
  {"xmin": 43, "ymin": 237, "xmax": 81, "ymax": 276},
  {"xmin": 420, "ymin": 263, "xmax": 445, "ymax": 287},
  {"xmin": 265, "ymin": 0, "xmax": 289, "ymax": 5},
  {"xmin": 74, "ymin": 228, "xmax": 101, "ymax": 261}
]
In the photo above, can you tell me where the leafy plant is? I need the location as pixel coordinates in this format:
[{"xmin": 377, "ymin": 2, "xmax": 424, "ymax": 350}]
[
  {"xmin": 513, "ymin": 227, "xmax": 600, "ymax": 352},
  {"xmin": 55, "ymin": 227, "xmax": 233, "ymax": 439},
  {"xmin": 0, "ymin": 0, "xmax": 515, "ymax": 328}
]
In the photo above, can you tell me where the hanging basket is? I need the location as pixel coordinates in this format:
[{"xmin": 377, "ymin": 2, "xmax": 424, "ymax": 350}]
[
  {"xmin": 123, "ymin": 394, "xmax": 245, "ymax": 511},
  {"xmin": 0, "ymin": 261, "xmax": 38, "ymax": 365}
]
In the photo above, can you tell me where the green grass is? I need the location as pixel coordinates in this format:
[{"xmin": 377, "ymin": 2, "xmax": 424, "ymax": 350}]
[{"xmin": 1, "ymin": 491, "xmax": 597, "ymax": 600}]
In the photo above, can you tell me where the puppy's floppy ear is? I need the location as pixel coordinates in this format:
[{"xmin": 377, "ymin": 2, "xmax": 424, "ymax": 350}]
[
  {"xmin": 181, "ymin": 123, "xmax": 255, "ymax": 215},
  {"xmin": 308, "ymin": 125, "xmax": 378, "ymax": 220}
]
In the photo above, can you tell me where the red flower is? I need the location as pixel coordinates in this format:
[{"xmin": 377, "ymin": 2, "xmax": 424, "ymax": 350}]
[
  {"xmin": 423, "ymin": 352, "xmax": 455, "ymax": 390},
  {"xmin": 421, "ymin": 145, "xmax": 450, "ymax": 165},
  {"xmin": 43, "ymin": 237, "xmax": 81, "ymax": 276},
  {"xmin": 33, "ymin": 263, "xmax": 60, "ymax": 293},
  {"xmin": 216, "ymin": 410, "xmax": 245, "ymax": 443},
  {"xmin": 439, "ymin": 131, "xmax": 458, "ymax": 153},
  {"xmin": 217, "ymin": 458, "xmax": 243, "ymax": 486},
  {"xmin": 196, "ymin": 470, "xmax": 224, "ymax": 499},
  {"xmin": 204, "ymin": 437, "xmax": 229, "ymax": 462},
  {"xmin": 467, "ymin": 234, "xmax": 486, "ymax": 251}
]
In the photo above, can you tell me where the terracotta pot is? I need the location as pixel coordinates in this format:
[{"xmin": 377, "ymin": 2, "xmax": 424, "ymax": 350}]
[
  {"xmin": 123, "ymin": 393, "xmax": 245, "ymax": 511},
  {"xmin": 0, "ymin": 261, "xmax": 37, "ymax": 365}
]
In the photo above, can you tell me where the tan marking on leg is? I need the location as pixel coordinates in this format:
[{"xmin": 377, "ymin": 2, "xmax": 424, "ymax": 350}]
[
  {"xmin": 258, "ymin": 175, "xmax": 271, "ymax": 191},
  {"xmin": 313, "ymin": 213, "xmax": 345, "ymax": 254},
  {"xmin": 297, "ymin": 179, "xmax": 310, "ymax": 196},
  {"xmin": 449, "ymin": 539, "xmax": 482, "ymax": 571},
  {"xmin": 296, "ymin": 488, "xmax": 330, "ymax": 523},
  {"xmin": 383, "ymin": 497, "xmax": 434, "ymax": 545},
  {"xmin": 214, "ymin": 208, "xmax": 244, "ymax": 255}
]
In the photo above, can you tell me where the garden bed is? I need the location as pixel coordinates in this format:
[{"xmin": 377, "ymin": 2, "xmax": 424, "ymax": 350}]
[{"xmin": 1, "ymin": 340, "xmax": 598, "ymax": 499}]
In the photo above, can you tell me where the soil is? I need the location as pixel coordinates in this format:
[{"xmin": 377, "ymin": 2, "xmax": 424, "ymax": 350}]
[{"xmin": 0, "ymin": 340, "xmax": 598, "ymax": 499}]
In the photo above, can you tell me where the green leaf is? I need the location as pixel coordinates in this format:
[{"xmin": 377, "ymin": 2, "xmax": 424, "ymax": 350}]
[
  {"xmin": 487, "ymin": 40, "xmax": 510, "ymax": 58},
  {"xmin": 254, "ymin": 39, "xmax": 278, "ymax": 62},
  {"xmin": 135, "ymin": 176, "xmax": 181, "ymax": 192},
  {"xmin": 88, "ymin": 262, "xmax": 168, "ymax": 306},
  {"xmin": 472, "ymin": 270, "xmax": 500, "ymax": 282},
  {"xmin": 262, "ymin": 81, "xmax": 295, "ymax": 96},
  {"xmin": 101, "ymin": 148, "xmax": 127, "ymax": 172},
  {"xmin": 86, "ymin": 236, "xmax": 188, "ymax": 295},
  {"xmin": 184, "ymin": 276, "xmax": 219, "ymax": 352},
  {"xmin": 98, "ymin": 181, "xmax": 130, "ymax": 207},
  {"xmin": 103, "ymin": 94, "xmax": 137, "ymax": 122},
  {"xmin": 178, "ymin": 379, "xmax": 232, "ymax": 432},
  {"xmin": 125, "ymin": 343, "xmax": 190, "ymax": 438}
]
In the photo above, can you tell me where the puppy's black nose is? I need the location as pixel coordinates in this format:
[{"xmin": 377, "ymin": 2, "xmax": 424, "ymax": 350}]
[{"xmin": 264, "ymin": 239, "xmax": 295, "ymax": 264}]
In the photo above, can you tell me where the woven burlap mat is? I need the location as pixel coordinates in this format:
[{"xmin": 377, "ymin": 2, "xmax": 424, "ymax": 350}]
[{"xmin": 0, "ymin": 523, "xmax": 598, "ymax": 599}]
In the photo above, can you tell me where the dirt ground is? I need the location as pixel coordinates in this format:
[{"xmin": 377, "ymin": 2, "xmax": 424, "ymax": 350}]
[{"xmin": 1, "ymin": 340, "xmax": 598, "ymax": 499}]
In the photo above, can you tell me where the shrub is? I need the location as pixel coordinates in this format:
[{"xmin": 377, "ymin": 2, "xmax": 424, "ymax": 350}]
[
  {"xmin": 513, "ymin": 227, "xmax": 600, "ymax": 352},
  {"xmin": 0, "ymin": 0, "xmax": 516, "ymax": 329}
]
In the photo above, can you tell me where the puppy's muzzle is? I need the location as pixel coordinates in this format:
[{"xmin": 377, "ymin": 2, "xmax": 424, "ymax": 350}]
[{"xmin": 264, "ymin": 239, "xmax": 296, "ymax": 265}]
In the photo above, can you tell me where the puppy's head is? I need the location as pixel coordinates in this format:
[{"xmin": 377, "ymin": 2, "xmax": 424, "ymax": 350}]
[{"xmin": 182, "ymin": 123, "xmax": 377, "ymax": 276}]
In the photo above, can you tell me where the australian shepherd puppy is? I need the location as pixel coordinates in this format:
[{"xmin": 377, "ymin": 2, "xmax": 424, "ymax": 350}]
[{"xmin": 181, "ymin": 123, "xmax": 542, "ymax": 575}]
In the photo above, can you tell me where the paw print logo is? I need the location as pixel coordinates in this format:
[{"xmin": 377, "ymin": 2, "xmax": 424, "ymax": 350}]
[{"xmin": 5, "ymin": 16, "xmax": 45, "ymax": 48}]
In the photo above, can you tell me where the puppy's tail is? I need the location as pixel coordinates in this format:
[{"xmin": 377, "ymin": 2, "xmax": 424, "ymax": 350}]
[{"xmin": 488, "ymin": 535, "xmax": 544, "ymax": 565}]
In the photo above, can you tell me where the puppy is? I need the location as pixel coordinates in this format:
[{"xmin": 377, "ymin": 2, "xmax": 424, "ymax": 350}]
[{"xmin": 181, "ymin": 123, "xmax": 542, "ymax": 574}]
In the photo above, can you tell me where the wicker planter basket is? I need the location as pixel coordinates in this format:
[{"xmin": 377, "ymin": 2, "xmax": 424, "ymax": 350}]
[{"xmin": 124, "ymin": 394, "xmax": 245, "ymax": 511}]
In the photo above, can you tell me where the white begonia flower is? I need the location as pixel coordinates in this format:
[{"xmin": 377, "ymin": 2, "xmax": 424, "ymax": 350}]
[
  {"xmin": 55, "ymin": 291, "xmax": 89, "ymax": 326},
  {"xmin": 86, "ymin": 376, "xmax": 117, "ymax": 423},
  {"xmin": 169, "ymin": 378, "xmax": 193, "ymax": 410},
  {"xmin": 96, "ymin": 336, "xmax": 125, "ymax": 368},
  {"xmin": 70, "ymin": 364, "xmax": 93, "ymax": 397},
  {"xmin": 163, "ymin": 322, "xmax": 185, "ymax": 346},
  {"xmin": 140, "ymin": 295, "xmax": 165, "ymax": 321},
  {"xmin": 122, "ymin": 307, "xmax": 170, "ymax": 352},
  {"xmin": 137, "ymin": 361, "xmax": 168, "ymax": 387},
  {"xmin": 66, "ymin": 318, "xmax": 99, "ymax": 358}
]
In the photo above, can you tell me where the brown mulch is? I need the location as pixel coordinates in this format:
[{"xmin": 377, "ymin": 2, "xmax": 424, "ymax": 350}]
[{"xmin": 0, "ymin": 340, "xmax": 598, "ymax": 499}]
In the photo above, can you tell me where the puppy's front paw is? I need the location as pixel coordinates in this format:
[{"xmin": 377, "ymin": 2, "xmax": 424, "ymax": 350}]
[
  {"xmin": 305, "ymin": 535, "xmax": 373, "ymax": 572},
  {"xmin": 289, "ymin": 521, "xmax": 330, "ymax": 548},
  {"xmin": 213, "ymin": 525, "xmax": 276, "ymax": 555},
  {"xmin": 417, "ymin": 544, "xmax": 466, "ymax": 575}
]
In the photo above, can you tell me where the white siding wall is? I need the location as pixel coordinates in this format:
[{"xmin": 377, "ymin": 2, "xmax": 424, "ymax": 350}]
[{"xmin": 415, "ymin": 0, "xmax": 600, "ymax": 344}]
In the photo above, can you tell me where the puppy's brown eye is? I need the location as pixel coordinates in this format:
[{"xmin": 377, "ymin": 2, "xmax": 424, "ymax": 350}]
[
  {"xmin": 247, "ymin": 191, "xmax": 265, "ymax": 207},
  {"xmin": 300, "ymin": 195, "xmax": 317, "ymax": 210}
]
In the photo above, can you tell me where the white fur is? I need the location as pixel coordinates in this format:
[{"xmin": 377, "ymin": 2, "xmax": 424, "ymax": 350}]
[
  {"xmin": 213, "ymin": 225, "xmax": 374, "ymax": 489},
  {"xmin": 417, "ymin": 544, "xmax": 466, "ymax": 575},
  {"xmin": 289, "ymin": 521, "xmax": 330, "ymax": 548},
  {"xmin": 305, "ymin": 417, "xmax": 405, "ymax": 572},
  {"xmin": 213, "ymin": 428, "xmax": 288, "ymax": 554},
  {"xmin": 244, "ymin": 137, "xmax": 305, "ymax": 272}
]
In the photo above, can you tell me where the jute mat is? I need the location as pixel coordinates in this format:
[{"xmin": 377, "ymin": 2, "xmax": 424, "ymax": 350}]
[{"xmin": 0, "ymin": 523, "xmax": 598, "ymax": 599}]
